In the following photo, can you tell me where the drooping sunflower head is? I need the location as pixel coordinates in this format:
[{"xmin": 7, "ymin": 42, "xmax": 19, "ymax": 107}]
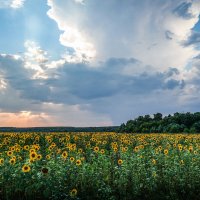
[
  {"xmin": 152, "ymin": 159, "xmax": 156, "ymax": 165},
  {"xmin": 41, "ymin": 167, "xmax": 49, "ymax": 174},
  {"xmin": 70, "ymin": 188, "xmax": 78, "ymax": 197}
]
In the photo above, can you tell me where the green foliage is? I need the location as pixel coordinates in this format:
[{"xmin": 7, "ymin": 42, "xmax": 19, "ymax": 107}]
[
  {"xmin": 118, "ymin": 112, "xmax": 200, "ymax": 133},
  {"xmin": 0, "ymin": 132, "xmax": 200, "ymax": 199}
]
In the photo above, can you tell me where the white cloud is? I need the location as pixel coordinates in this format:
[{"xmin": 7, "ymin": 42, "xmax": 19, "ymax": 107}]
[
  {"xmin": 46, "ymin": 0, "xmax": 200, "ymax": 71},
  {"xmin": 73, "ymin": 0, "xmax": 85, "ymax": 5},
  {"xmin": 0, "ymin": 0, "xmax": 25, "ymax": 9},
  {"xmin": 47, "ymin": 0, "xmax": 96, "ymax": 63},
  {"xmin": 0, "ymin": 78, "xmax": 7, "ymax": 91},
  {"xmin": 10, "ymin": 0, "xmax": 25, "ymax": 8}
]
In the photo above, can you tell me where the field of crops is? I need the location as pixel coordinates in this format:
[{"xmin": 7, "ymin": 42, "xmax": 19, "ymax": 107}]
[{"xmin": 0, "ymin": 132, "xmax": 200, "ymax": 200}]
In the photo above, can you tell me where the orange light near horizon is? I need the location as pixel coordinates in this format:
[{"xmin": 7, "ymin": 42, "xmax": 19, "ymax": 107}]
[{"xmin": 0, "ymin": 111, "xmax": 59, "ymax": 127}]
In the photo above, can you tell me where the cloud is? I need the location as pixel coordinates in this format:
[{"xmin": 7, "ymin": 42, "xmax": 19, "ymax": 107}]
[
  {"xmin": 74, "ymin": 0, "xmax": 85, "ymax": 4},
  {"xmin": 0, "ymin": 52, "xmax": 188, "ymax": 125},
  {"xmin": 183, "ymin": 31, "xmax": 200, "ymax": 46},
  {"xmin": 47, "ymin": 0, "xmax": 96, "ymax": 63},
  {"xmin": 0, "ymin": 0, "xmax": 25, "ymax": 9},
  {"xmin": 46, "ymin": 0, "xmax": 200, "ymax": 71},
  {"xmin": 173, "ymin": 2, "xmax": 194, "ymax": 19}
]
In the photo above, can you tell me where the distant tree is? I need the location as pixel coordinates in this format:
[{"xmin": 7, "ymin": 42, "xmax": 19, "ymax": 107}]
[
  {"xmin": 168, "ymin": 123, "xmax": 182, "ymax": 133},
  {"xmin": 192, "ymin": 121, "xmax": 200, "ymax": 133},
  {"xmin": 153, "ymin": 113, "xmax": 162, "ymax": 121},
  {"xmin": 118, "ymin": 112, "xmax": 200, "ymax": 133}
]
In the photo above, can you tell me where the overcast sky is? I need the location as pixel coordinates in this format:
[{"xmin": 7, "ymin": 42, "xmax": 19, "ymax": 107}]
[{"xmin": 0, "ymin": 0, "xmax": 200, "ymax": 127}]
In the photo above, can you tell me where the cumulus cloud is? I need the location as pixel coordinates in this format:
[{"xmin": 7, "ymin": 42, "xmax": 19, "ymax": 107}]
[
  {"xmin": 46, "ymin": 0, "xmax": 200, "ymax": 71},
  {"xmin": 47, "ymin": 0, "xmax": 96, "ymax": 63}
]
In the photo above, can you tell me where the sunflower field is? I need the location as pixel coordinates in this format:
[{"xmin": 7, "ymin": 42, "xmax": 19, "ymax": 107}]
[{"xmin": 0, "ymin": 132, "xmax": 200, "ymax": 200}]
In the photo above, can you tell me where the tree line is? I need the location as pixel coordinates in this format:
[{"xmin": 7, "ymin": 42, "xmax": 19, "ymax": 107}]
[
  {"xmin": 0, "ymin": 126, "xmax": 119, "ymax": 133},
  {"xmin": 118, "ymin": 112, "xmax": 200, "ymax": 133}
]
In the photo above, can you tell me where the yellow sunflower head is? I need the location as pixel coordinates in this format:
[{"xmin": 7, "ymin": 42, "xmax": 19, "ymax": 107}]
[{"xmin": 22, "ymin": 164, "xmax": 31, "ymax": 173}]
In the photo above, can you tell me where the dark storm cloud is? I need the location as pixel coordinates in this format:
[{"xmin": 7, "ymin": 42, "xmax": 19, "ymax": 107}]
[
  {"xmin": 45, "ymin": 60, "xmax": 185, "ymax": 101},
  {"xmin": 0, "ymin": 55, "xmax": 51, "ymax": 103},
  {"xmin": 0, "ymin": 56, "xmax": 185, "ymax": 105}
]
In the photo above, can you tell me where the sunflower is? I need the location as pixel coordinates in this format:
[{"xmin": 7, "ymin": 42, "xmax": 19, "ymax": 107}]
[
  {"xmin": 152, "ymin": 159, "xmax": 156, "ymax": 165},
  {"xmin": 7, "ymin": 151, "xmax": 13, "ymax": 156},
  {"xmin": 29, "ymin": 149, "xmax": 35, "ymax": 153},
  {"xmin": 24, "ymin": 145, "xmax": 29, "ymax": 150},
  {"xmin": 51, "ymin": 142, "xmax": 56, "ymax": 147},
  {"xmin": 34, "ymin": 145, "xmax": 40, "ymax": 151},
  {"xmin": 78, "ymin": 148, "xmax": 83, "ymax": 153},
  {"xmin": 164, "ymin": 149, "xmax": 168, "ymax": 155},
  {"xmin": 76, "ymin": 159, "xmax": 82, "ymax": 166},
  {"xmin": 46, "ymin": 155, "xmax": 51, "ymax": 160},
  {"xmin": 194, "ymin": 150, "xmax": 198, "ymax": 155},
  {"xmin": 189, "ymin": 146, "xmax": 193, "ymax": 152},
  {"xmin": 70, "ymin": 157, "xmax": 75, "ymax": 162},
  {"xmin": 158, "ymin": 146, "xmax": 162, "ymax": 151},
  {"xmin": 22, "ymin": 164, "xmax": 31, "ymax": 173},
  {"xmin": 29, "ymin": 152, "xmax": 37, "ymax": 160},
  {"xmin": 70, "ymin": 188, "xmax": 78, "ymax": 197},
  {"xmin": 180, "ymin": 160, "xmax": 184, "ymax": 165},
  {"xmin": 118, "ymin": 159, "xmax": 123, "ymax": 165},
  {"xmin": 57, "ymin": 149, "xmax": 61, "ymax": 154},
  {"xmin": 0, "ymin": 158, "xmax": 4, "ymax": 165},
  {"xmin": 134, "ymin": 146, "xmax": 139, "ymax": 152},
  {"xmin": 9, "ymin": 158, "xmax": 16, "ymax": 165},
  {"xmin": 178, "ymin": 146, "xmax": 183, "ymax": 151},
  {"xmin": 47, "ymin": 139, "xmax": 52, "ymax": 143},
  {"xmin": 62, "ymin": 151, "xmax": 68, "ymax": 159},
  {"xmin": 93, "ymin": 146, "xmax": 99, "ymax": 152},
  {"xmin": 48, "ymin": 146, "xmax": 53, "ymax": 151},
  {"xmin": 29, "ymin": 159, "xmax": 34, "ymax": 164},
  {"xmin": 37, "ymin": 154, "xmax": 42, "ymax": 160},
  {"xmin": 100, "ymin": 149, "xmax": 105, "ymax": 154},
  {"xmin": 11, "ymin": 147, "xmax": 15, "ymax": 151}
]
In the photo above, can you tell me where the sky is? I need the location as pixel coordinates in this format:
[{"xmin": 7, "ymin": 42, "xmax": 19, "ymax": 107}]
[{"xmin": 0, "ymin": 0, "xmax": 200, "ymax": 127}]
